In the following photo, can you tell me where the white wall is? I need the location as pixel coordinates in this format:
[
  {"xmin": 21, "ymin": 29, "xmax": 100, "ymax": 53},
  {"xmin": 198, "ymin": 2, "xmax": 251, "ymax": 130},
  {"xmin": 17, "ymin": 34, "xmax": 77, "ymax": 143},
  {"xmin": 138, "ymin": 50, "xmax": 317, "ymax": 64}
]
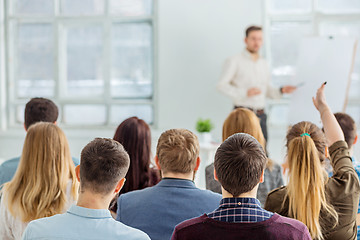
[
  {"xmin": 157, "ymin": 0, "xmax": 263, "ymax": 141},
  {"xmin": 0, "ymin": 0, "xmax": 264, "ymax": 163}
]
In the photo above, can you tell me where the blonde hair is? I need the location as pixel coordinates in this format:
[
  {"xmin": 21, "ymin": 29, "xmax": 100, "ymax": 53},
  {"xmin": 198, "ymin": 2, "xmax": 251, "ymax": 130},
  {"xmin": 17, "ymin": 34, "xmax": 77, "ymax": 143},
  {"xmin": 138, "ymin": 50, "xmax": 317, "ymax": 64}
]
[
  {"xmin": 156, "ymin": 129, "xmax": 199, "ymax": 174},
  {"xmin": 286, "ymin": 121, "xmax": 338, "ymax": 240},
  {"xmin": 2, "ymin": 122, "xmax": 78, "ymax": 222},
  {"xmin": 222, "ymin": 108, "xmax": 273, "ymax": 169}
]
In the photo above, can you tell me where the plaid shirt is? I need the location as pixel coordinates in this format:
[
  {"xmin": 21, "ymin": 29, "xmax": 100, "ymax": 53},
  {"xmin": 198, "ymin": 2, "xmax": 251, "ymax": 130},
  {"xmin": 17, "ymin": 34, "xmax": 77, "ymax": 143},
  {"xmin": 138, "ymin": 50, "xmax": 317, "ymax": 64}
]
[{"xmin": 207, "ymin": 197, "xmax": 273, "ymax": 223}]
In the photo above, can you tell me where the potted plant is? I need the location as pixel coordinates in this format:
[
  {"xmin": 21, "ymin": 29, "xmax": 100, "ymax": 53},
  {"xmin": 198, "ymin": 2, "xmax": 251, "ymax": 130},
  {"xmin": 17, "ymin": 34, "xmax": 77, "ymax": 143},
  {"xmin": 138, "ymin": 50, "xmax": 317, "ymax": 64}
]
[{"xmin": 196, "ymin": 118, "xmax": 214, "ymax": 144}]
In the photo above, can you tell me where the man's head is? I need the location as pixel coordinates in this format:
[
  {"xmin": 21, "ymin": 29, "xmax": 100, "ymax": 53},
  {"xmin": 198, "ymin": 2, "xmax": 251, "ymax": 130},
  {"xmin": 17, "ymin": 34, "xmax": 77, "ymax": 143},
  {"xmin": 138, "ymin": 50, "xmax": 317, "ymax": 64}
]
[
  {"xmin": 244, "ymin": 25, "xmax": 263, "ymax": 53},
  {"xmin": 334, "ymin": 112, "xmax": 357, "ymax": 149},
  {"xmin": 214, "ymin": 133, "xmax": 267, "ymax": 197},
  {"xmin": 24, "ymin": 98, "xmax": 58, "ymax": 130},
  {"xmin": 78, "ymin": 138, "xmax": 130, "ymax": 195},
  {"xmin": 155, "ymin": 129, "xmax": 200, "ymax": 175}
]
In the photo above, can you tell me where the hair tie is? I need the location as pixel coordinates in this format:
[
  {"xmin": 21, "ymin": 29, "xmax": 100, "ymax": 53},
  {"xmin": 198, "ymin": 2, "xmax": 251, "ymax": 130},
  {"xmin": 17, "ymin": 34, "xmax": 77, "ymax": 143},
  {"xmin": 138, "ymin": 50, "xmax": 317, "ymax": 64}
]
[{"xmin": 300, "ymin": 133, "xmax": 311, "ymax": 137}]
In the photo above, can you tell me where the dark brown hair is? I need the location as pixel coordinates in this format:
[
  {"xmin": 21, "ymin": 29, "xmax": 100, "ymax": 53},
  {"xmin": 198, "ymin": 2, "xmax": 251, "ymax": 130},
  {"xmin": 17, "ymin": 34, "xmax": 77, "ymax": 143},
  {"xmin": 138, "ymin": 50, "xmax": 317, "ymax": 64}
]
[
  {"xmin": 80, "ymin": 138, "xmax": 130, "ymax": 194},
  {"xmin": 246, "ymin": 25, "xmax": 262, "ymax": 37},
  {"xmin": 334, "ymin": 112, "xmax": 357, "ymax": 148},
  {"xmin": 214, "ymin": 133, "xmax": 267, "ymax": 196},
  {"xmin": 24, "ymin": 98, "xmax": 58, "ymax": 130},
  {"xmin": 156, "ymin": 129, "xmax": 199, "ymax": 174},
  {"xmin": 113, "ymin": 117, "xmax": 157, "ymax": 194}
]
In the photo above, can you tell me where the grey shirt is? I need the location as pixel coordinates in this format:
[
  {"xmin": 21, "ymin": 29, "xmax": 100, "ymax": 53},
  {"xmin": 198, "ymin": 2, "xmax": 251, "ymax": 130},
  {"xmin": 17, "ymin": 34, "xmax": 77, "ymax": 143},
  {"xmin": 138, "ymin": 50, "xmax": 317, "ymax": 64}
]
[{"xmin": 205, "ymin": 162, "xmax": 284, "ymax": 207}]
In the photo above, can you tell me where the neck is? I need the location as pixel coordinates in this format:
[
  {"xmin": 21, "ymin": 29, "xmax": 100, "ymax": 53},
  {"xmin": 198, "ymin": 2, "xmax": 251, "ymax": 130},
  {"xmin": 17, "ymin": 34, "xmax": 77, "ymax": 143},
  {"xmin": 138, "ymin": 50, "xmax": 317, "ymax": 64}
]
[
  {"xmin": 246, "ymin": 48, "xmax": 259, "ymax": 60},
  {"xmin": 162, "ymin": 171, "xmax": 195, "ymax": 181},
  {"xmin": 76, "ymin": 189, "xmax": 114, "ymax": 210},
  {"xmin": 221, "ymin": 185, "xmax": 258, "ymax": 199}
]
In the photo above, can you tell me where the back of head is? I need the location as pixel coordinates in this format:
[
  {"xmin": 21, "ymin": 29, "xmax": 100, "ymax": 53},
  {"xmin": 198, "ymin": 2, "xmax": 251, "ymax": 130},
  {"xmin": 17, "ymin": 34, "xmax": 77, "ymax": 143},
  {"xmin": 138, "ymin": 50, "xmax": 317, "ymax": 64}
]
[
  {"xmin": 24, "ymin": 98, "xmax": 58, "ymax": 130},
  {"xmin": 156, "ymin": 129, "xmax": 199, "ymax": 174},
  {"xmin": 113, "ymin": 117, "xmax": 152, "ymax": 193},
  {"xmin": 222, "ymin": 108, "xmax": 271, "ymax": 168},
  {"xmin": 334, "ymin": 112, "xmax": 356, "ymax": 148},
  {"xmin": 222, "ymin": 108, "xmax": 266, "ymax": 149},
  {"xmin": 3, "ymin": 122, "xmax": 77, "ymax": 222},
  {"xmin": 214, "ymin": 133, "xmax": 267, "ymax": 197},
  {"xmin": 80, "ymin": 138, "xmax": 130, "ymax": 194},
  {"xmin": 286, "ymin": 121, "xmax": 337, "ymax": 239}
]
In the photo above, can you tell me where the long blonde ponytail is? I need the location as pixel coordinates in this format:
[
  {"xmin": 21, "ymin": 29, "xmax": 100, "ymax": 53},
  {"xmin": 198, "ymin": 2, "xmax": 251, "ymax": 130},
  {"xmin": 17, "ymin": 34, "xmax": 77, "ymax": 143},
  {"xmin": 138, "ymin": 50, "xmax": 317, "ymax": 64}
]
[{"xmin": 286, "ymin": 121, "xmax": 338, "ymax": 240}]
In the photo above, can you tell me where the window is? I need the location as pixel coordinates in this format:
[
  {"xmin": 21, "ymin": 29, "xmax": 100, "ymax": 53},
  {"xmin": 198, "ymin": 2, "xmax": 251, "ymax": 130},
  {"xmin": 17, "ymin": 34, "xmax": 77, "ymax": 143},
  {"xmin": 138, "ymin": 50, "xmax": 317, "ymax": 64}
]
[
  {"xmin": 266, "ymin": 0, "xmax": 360, "ymax": 127},
  {"xmin": 3, "ymin": 0, "xmax": 155, "ymax": 128}
]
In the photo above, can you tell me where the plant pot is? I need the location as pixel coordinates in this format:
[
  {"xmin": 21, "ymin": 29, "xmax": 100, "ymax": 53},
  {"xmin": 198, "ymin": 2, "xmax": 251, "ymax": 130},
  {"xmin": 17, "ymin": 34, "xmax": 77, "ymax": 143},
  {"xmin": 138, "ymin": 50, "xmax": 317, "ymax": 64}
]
[{"xmin": 199, "ymin": 132, "xmax": 212, "ymax": 144}]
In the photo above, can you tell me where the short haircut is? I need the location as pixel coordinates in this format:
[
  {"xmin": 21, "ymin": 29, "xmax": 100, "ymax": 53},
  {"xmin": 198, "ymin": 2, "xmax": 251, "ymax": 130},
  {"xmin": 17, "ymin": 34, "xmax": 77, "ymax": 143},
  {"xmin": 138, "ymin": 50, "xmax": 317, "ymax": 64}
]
[
  {"xmin": 334, "ymin": 112, "xmax": 357, "ymax": 148},
  {"xmin": 245, "ymin": 25, "xmax": 262, "ymax": 37},
  {"xmin": 24, "ymin": 98, "xmax": 58, "ymax": 129},
  {"xmin": 80, "ymin": 138, "xmax": 130, "ymax": 194},
  {"xmin": 214, "ymin": 133, "xmax": 267, "ymax": 196},
  {"xmin": 156, "ymin": 129, "xmax": 199, "ymax": 174}
]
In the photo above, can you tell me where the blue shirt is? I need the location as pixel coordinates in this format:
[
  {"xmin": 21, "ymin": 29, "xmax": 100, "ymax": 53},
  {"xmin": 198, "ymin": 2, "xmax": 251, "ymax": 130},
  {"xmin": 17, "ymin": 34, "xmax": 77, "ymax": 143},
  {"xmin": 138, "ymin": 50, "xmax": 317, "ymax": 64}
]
[
  {"xmin": 22, "ymin": 205, "xmax": 150, "ymax": 240},
  {"xmin": 0, "ymin": 156, "xmax": 80, "ymax": 187},
  {"xmin": 208, "ymin": 197, "xmax": 273, "ymax": 223},
  {"xmin": 117, "ymin": 178, "xmax": 222, "ymax": 240}
]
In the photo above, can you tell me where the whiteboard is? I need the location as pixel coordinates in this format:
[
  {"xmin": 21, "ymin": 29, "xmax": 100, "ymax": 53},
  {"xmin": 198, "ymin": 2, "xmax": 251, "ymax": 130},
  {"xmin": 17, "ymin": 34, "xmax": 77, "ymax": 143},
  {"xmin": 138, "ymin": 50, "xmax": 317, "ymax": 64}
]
[{"xmin": 288, "ymin": 37, "xmax": 357, "ymax": 125}]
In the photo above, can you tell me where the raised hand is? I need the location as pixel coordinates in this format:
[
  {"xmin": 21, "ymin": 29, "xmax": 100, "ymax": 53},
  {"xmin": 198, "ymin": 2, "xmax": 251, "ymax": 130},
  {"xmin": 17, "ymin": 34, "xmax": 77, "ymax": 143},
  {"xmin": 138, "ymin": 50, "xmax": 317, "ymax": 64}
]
[{"xmin": 312, "ymin": 82, "xmax": 329, "ymax": 114}]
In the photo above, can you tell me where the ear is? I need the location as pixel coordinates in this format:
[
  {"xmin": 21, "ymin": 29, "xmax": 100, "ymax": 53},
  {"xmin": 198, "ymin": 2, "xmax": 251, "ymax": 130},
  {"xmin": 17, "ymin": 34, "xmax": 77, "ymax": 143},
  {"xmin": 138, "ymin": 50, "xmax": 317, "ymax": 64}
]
[
  {"xmin": 154, "ymin": 156, "xmax": 161, "ymax": 170},
  {"xmin": 114, "ymin": 178, "xmax": 126, "ymax": 193},
  {"xmin": 213, "ymin": 168, "xmax": 218, "ymax": 181},
  {"xmin": 75, "ymin": 165, "xmax": 81, "ymax": 182},
  {"xmin": 23, "ymin": 123, "xmax": 27, "ymax": 132},
  {"xmin": 53, "ymin": 121, "xmax": 57, "ymax": 125},
  {"xmin": 194, "ymin": 157, "xmax": 200, "ymax": 171},
  {"xmin": 244, "ymin": 37, "xmax": 248, "ymax": 45},
  {"xmin": 259, "ymin": 169, "xmax": 265, "ymax": 184},
  {"xmin": 354, "ymin": 135, "xmax": 358, "ymax": 145}
]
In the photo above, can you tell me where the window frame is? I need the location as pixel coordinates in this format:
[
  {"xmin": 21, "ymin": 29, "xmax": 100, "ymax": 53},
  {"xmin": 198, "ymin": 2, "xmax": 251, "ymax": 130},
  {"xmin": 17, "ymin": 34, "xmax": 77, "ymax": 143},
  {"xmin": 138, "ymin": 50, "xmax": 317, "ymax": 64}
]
[{"xmin": 1, "ymin": 0, "xmax": 158, "ymax": 130}]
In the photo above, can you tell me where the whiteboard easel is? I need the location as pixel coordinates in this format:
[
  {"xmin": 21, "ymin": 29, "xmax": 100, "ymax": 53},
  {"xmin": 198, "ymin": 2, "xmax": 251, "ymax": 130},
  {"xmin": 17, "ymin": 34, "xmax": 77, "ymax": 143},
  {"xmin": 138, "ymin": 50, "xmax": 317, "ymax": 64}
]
[{"xmin": 288, "ymin": 37, "xmax": 358, "ymax": 125}]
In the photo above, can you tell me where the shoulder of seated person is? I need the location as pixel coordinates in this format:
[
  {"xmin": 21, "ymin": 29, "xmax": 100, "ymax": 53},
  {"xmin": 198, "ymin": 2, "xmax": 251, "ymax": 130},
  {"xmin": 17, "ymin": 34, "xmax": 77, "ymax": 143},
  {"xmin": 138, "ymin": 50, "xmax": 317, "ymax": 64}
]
[
  {"xmin": 205, "ymin": 164, "xmax": 214, "ymax": 174},
  {"xmin": 0, "ymin": 157, "xmax": 20, "ymax": 166},
  {"xmin": 267, "ymin": 185, "xmax": 286, "ymax": 197}
]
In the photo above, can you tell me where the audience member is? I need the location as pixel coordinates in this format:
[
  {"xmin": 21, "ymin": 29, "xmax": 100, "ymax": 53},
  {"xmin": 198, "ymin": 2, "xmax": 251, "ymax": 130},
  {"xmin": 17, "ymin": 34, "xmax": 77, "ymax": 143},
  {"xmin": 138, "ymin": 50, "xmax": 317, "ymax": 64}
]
[
  {"xmin": 0, "ymin": 122, "xmax": 78, "ymax": 239},
  {"xmin": 0, "ymin": 98, "xmax": 79, "ymax": 187},
  {"xmin": 265, "ymin": 83, "xmax": 360, "ymax": 240},
  {"xmin": 22, "ymin": 138, "xmax": 150, "ymax": 240},
  {"xmin": 172, "ymin": 133, "xmax": 311, "ymax": 240},
  {"xmin": 333, "ymin": 112, "xmax": 360, "ymax": 239},
  {"xmin": 205, "ymin": 107, "xmax": 283, "ymax": 206},
  {"xmin": 109, "ymin": 117, "xmax": 160, "ymax": 213},
  {"xmin": 116, "ymin": 129, "xmax": 221, "ymax": 240}
]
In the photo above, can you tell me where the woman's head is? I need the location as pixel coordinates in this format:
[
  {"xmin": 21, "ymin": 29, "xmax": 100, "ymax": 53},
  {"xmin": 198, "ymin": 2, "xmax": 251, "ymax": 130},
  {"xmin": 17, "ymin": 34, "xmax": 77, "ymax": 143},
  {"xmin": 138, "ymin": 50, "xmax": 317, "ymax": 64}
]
[
  {"xmin": 113, "ymin": 117, "xmax": 152, "ymax": 193},
  {"xmin": 222, "ymin": 108, "xmax": 265, "ymax": 150},
  {"xmin": 3, "ymin": 122, "xmax": 78, "ymax": 222},
  {"xmin": 285, "ymin": 121, "xmax": 337, "ymax": 239},
  {"xmin": 286, "ymin": 121, "xmax": 327, "ymax": 164}
]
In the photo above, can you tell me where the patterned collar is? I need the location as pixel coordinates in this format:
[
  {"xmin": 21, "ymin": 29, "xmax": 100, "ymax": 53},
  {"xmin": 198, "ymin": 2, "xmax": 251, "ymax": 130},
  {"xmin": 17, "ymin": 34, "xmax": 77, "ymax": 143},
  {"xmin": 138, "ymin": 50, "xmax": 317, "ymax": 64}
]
[{"xmin": 207, "ymin": 197, "xmax": 273, "ymax": 223}]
